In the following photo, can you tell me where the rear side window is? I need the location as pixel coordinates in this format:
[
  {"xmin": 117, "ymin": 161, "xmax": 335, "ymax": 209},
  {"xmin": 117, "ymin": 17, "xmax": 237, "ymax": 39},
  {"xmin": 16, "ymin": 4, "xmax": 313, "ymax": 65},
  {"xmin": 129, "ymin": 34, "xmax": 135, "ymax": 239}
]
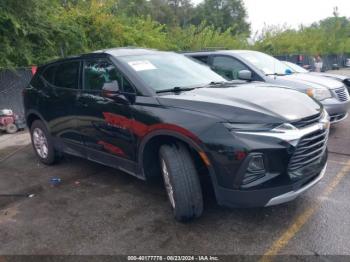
[
  {"xmin": 83, "ymin": 60, "xmax": 135, "ymax": 93},
  {"xmin": 29, "ymin": 67, "xmax": 44, "ymax": 89},
  {"xmin": 42, "ymin": 65, "xmax": 57, "ymax": 85},
  {"xmin": 212, "ymin": 56, "xmax": 249, "ymax": 80},
  {"xmin": 54, "ymin": 61, "xmax": 80, "ymax": 89},
  {"xmin": 192, "ymin": 55, "xmax": 209, "ymax": 65}
]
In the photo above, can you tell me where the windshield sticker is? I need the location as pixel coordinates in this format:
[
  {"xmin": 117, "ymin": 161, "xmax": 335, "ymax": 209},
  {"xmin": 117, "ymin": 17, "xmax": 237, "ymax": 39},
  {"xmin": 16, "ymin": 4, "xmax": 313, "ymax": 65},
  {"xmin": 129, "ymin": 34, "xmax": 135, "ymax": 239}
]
[{"xmin": 128, "ymin": 60, "xmax": 157, "ymax": 71}]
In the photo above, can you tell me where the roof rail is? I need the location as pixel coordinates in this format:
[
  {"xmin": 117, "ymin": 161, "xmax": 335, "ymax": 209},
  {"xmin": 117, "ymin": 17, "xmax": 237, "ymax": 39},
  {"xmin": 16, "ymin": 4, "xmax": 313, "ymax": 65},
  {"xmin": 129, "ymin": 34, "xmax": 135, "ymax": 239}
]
[
  {"xmin": 182, "ymin": 47, "xmax": 229, "ymax": 53},
  {"xmin": 201, "ymin": 47, "xmax": 228, "ymax": 51}
]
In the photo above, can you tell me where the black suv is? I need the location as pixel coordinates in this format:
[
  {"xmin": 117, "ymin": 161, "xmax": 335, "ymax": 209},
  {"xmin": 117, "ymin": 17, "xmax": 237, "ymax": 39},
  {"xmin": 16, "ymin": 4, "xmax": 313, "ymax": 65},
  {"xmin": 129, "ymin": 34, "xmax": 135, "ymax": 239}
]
[{"xmin": 24, "ymin": 48, "xmax": 329, "ymax": 221}]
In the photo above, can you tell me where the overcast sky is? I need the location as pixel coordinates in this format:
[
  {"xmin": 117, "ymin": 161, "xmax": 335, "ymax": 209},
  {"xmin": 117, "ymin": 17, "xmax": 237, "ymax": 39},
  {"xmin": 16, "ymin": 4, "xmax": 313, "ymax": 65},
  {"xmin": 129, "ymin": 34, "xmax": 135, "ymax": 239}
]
[{"xmin": 192, "ymin": 0, "xmax": 350, "ymax": 34}]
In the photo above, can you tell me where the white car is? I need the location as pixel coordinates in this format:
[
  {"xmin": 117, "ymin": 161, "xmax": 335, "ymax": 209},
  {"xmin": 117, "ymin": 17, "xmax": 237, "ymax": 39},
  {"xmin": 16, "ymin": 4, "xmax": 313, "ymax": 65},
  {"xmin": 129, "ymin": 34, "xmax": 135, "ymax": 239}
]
[{"xmin": 346, "ymin": 59, "xmax": 350, "ymax": 68}]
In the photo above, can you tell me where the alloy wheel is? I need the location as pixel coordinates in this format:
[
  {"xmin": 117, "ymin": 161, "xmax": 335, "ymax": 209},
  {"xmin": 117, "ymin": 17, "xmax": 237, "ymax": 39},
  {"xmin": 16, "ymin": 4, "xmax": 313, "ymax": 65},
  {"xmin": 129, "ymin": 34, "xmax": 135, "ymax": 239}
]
[{"xmin": 33, "ymin": 128, "xmax": 49, "ymax": 159}]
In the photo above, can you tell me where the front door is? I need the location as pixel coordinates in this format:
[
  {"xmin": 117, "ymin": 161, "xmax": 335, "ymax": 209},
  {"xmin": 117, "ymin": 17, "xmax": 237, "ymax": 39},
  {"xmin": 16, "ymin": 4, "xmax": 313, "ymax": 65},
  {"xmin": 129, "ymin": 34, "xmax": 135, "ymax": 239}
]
[
  {"xmin": 211, "ymin": 55, "xmax": 251, "ymax": 80},
  {"xmin": 76, "ymin": 58, "xmax": 137, "ymax": 174}
]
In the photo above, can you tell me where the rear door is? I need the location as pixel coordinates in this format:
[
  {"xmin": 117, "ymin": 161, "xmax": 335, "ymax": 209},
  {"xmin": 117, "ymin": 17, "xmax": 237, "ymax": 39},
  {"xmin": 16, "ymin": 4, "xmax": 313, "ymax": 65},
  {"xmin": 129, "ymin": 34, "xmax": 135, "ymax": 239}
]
[
  {"xmin": 39, "ymin": 60, "xmax": 85, "ymax": 156},
  {"xmin": 76, "ymin": 58, "xmax": 137, "ymax": 173}
]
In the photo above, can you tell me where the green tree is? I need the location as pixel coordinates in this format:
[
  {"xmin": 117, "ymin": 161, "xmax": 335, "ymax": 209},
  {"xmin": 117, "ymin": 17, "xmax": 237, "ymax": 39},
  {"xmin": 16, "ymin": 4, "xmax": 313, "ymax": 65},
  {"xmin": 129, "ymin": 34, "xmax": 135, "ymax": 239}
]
[
  {"xmin": 192, "ymin": 0, "xmax": 250, "ymax": 35},
  {"xmin": 0, "ymin": 0, "xmax": 66, "ymax": 67}
]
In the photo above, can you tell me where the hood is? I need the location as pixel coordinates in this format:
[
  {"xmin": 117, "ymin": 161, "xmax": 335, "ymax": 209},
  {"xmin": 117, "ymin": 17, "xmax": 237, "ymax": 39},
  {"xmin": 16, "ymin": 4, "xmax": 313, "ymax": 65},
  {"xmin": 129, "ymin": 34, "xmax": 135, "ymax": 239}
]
[
  {"xmin": 157, "ymin": 83, "xmax": 321, "ymax": 124},
  {"xmin": 277, "ymin": 73, "xmax": 344, "ymax": 90},
  {"xmin": 309, "ymin": 72, "xmax": 348, "ymax": 81}
]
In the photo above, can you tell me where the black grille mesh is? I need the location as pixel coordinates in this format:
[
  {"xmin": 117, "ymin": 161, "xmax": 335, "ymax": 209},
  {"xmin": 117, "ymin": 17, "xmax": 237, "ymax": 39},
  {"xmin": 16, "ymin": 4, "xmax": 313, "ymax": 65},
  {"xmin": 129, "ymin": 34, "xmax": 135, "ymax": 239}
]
[{"xmin": 289, "ymin": 128, "xmax": 328, "ymax": 172}]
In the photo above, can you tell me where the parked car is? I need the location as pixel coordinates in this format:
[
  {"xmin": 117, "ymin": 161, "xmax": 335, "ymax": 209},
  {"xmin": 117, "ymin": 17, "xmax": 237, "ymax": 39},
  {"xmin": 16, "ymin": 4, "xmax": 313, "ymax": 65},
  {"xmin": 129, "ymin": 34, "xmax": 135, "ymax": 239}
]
[
  {"xmin": 24, "ymin": 48, "xmax": 329, "ymax": 221},
  {"xmin": 282, "ymin": 61, "xmax": 350, "ymax": 93},
  {"xmin": 185, "ymin": 50, "xmax": 350, "ymax": 123},
  {"xmin": 0, "ymin": 109, "xmax": 26, "ymax": 134},
  {"xmin": 345, "ymin": 58, "xmax": 350, "ymax": 67}
]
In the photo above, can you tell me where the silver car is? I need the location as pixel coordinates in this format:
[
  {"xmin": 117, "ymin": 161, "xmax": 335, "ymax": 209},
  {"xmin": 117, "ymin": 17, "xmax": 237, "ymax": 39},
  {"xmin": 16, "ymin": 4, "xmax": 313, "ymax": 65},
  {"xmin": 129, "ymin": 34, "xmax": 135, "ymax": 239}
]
[
  {"xmin": 186, "ymin": 50, "xmax": 350, "ymax": 123},
  {"xmin": 282, "ymin": 61, "xmax": 350, "ymax": 93}
]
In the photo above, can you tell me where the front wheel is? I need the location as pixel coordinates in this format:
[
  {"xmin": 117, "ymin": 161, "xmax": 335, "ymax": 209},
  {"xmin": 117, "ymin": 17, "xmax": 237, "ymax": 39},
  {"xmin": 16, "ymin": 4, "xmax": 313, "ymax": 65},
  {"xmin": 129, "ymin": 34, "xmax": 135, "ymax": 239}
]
[{"xmin": 159, "ymin": 143, "xmax": 203, "ymax": 222}]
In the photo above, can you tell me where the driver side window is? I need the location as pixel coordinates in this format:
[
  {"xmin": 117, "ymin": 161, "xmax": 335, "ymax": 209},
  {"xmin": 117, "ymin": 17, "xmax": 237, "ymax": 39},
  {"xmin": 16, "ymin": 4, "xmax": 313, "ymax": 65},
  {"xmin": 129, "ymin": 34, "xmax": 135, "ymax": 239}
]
[
  {"xmin": 212, "ymin": 56, "xmax": 249, "ymax": 80},
  {"xmin": 83, "ymin": 60, "xmax": 135, "ymax": 93}
]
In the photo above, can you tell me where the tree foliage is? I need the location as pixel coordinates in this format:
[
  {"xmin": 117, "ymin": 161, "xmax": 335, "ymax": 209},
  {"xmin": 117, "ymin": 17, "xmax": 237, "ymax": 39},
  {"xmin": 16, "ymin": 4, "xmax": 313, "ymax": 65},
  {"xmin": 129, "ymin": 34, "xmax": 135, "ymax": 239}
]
[
  {"xmin": 1, "ymin": 0, "xmax": 350, "ymax": 68},
  {"xmin": 0, "ymin": 0, "xmax": 250, "ymax": 67},
  {"xmin": 253, "ymin": 13, "xmax": 350, "ymax": 56},
  {"xmin": 193, "ymin": 0, "xmax": 250, "ymax": 35}
]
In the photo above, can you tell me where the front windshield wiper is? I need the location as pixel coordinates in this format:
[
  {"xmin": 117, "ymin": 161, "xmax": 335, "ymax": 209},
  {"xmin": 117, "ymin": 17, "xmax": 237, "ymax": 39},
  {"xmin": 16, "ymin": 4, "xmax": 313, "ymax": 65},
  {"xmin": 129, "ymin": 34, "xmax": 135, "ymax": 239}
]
[
  {"xmin": 209, "ymin": 81, "xmax": 227, "ymax": 85},
  {"xmin": 156, "ymin": 86, "xmax": 196, "ymax": 94},
  {"xmin": 206, "ymin": 80, "xmax": 246, "ymax": 87}
]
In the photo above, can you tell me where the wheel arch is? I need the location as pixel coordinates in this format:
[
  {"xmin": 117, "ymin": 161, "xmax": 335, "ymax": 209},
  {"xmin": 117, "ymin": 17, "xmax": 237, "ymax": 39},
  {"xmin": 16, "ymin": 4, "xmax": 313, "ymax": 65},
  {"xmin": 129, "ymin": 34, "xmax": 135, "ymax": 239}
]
[
  {"xmin": 138, "ymin": 130, "xmax": 216, "ymax": 188},
  {"xmin": 26, "ymin": 110, "xmax": 46, "ymax": 130}
]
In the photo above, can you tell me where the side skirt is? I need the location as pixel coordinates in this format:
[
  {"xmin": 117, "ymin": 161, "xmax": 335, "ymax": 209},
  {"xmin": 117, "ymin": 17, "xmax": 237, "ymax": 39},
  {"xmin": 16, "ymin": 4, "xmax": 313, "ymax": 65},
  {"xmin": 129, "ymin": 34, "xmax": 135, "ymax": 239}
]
[{"xmin": 53, "ymin": 138, "xmax": 143, "ymax": 180}]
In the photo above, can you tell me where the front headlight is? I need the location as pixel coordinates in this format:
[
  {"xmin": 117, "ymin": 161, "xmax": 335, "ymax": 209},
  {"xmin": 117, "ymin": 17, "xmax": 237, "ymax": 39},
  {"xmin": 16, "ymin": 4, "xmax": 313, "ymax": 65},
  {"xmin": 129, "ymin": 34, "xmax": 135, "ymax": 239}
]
[
  {"xmin": 307, "ymin": 88, "xmax": 332, "ymax": 101},
  {"xmin": 223, "ymin": 123, "xmax": 279, "ymax": 132},
  {"xmin": 224, "ymin": 122, "xmax": 299, "ymax": 133}
]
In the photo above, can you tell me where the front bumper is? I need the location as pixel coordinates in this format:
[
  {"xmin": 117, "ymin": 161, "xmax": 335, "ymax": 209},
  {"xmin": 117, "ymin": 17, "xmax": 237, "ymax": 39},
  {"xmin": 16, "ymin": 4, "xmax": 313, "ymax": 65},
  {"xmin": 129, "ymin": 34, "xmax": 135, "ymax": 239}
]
[
  {"xmin": 321, "ymin": 97, "xmax": 350, "ymax": 123},
  {"xmin": 265, "ymin": 163, "xmax": 326, "ymax": 206},
  {"xmin": 214, "ymin": 154, "xmax": 327, "ymax": 208},
  {"xmin": 204, "ymin": 113, "xmax": 330, "ymax": 208}
]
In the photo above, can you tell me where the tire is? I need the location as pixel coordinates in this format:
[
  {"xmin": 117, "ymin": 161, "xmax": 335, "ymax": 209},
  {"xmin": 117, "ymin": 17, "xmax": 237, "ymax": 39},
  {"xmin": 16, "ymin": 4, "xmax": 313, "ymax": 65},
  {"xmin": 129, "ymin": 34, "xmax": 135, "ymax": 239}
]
[
  {"xmin": 30, "ymin": 120, "xmax": 58, "ymax": 165},
  {"xmin": 6, "ymin": 123, "xmax": 18, "ymax": 134},
  {"xmin": 159, "ymin": 143, "xmax": 203, "ymax": 222}
]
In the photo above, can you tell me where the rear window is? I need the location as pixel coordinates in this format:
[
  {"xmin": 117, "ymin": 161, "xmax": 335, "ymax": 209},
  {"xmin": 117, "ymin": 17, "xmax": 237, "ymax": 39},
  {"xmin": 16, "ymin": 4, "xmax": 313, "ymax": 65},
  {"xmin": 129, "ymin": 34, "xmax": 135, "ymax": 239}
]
[{"xmin": 54, "ymin": 61, "xmax": 80, "ymax": 89}]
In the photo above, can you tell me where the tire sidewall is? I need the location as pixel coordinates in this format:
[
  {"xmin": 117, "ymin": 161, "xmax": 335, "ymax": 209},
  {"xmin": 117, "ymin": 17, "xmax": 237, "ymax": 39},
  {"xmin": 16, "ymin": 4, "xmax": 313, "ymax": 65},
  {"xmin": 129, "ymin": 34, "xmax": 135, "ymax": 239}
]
[{"xmin": 159, "ymin": 144, "xmax": 203, "ymax": 221}]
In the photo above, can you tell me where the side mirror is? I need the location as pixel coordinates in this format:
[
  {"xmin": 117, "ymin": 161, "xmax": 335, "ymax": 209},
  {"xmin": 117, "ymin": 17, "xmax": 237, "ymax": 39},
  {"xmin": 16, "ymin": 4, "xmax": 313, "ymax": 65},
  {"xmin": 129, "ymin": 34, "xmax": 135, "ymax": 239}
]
[
  {"xmin": 101, "ymin": 81, "xmax": 132, "ymax": 105},
  {"xmin": 102, "ymin": 80, "xmax": 120, "ymax": 93},
  {"xmin": 238, "ymin": 70, "xmax": 252, "ymax": 81}
]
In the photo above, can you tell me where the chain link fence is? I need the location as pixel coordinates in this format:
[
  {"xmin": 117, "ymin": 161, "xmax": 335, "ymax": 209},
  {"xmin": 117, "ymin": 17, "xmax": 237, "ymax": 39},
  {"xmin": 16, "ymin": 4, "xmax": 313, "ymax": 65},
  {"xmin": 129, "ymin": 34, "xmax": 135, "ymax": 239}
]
[
  {"xmin": 0, "ymin": 69, "xmax": 33, "ymax": 117},
  {"xmin": 275, "ymin": 54, "xmax": 350, "ymax": 71}
]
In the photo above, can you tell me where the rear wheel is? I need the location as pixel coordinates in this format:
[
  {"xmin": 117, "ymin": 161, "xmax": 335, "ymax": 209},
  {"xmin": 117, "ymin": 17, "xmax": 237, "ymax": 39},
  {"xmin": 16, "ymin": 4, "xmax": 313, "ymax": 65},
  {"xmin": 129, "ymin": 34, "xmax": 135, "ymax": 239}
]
[
  {"xmin": 159, "ymin": 143, "xmax": 203, "ymax": 222},
  {"xmin": 30, "ymin": 120, "xmax": 58, "ymax": 165},
  {"xmin": 6, "ymin": 123, "xmax": 18, "ymax": 134}
]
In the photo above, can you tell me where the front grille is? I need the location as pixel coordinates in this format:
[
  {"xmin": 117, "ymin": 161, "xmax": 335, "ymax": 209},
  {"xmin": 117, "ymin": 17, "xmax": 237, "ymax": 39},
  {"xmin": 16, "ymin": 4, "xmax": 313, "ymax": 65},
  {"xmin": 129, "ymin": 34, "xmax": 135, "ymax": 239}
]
[
  {"xmin": 288, "ymin": 128, "xmax": 328, "ymax": 172},
  {"xmin": 330, "ymin": 113, "xmax": 347, "ymax": 123},
  {"xmin": 334, "ymin": 87, "xmax": 350, "ymax": 102},
  {"xmin": 292, "ymin": 113, "xmax": 322, "ymax": 129}
]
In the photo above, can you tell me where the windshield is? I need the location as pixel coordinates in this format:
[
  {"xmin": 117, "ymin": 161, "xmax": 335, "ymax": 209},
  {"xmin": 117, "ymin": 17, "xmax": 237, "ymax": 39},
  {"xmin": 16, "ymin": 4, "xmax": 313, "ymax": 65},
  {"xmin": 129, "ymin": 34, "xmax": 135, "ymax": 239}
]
[
  {"xmin": 283, "ymin": 61, "xmax": 309, "ymax": 73},
  {"xmin": 119, "ymin": 53, "xmax": 226, "ymax": 92},
  {"xmin": 238, "ymin": 51, "xmax": 291, "ymax": 75}
]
